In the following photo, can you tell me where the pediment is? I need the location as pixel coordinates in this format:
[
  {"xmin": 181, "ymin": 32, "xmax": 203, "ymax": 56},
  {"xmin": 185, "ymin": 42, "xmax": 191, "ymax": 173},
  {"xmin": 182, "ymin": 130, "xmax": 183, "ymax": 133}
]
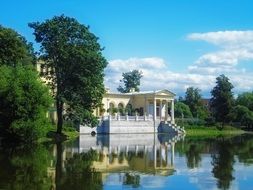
[{"xmin": 155, "ymin": 89, "xmax": 176, "ymax": 97}]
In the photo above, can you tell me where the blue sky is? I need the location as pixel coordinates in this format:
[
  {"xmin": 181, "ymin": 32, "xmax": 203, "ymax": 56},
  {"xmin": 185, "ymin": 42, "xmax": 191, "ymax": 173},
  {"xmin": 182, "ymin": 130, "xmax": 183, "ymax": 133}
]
[{"xmin": 1, "ymin": 0, "xmax": 253, "ymax": 97}]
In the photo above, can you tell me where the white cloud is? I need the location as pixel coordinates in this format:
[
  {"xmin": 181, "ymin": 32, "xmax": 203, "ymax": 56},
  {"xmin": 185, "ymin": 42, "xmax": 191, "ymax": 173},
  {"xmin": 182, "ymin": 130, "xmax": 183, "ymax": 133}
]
[
  {"xmin": 187, "ymin": 31, "xmax": 253, "ymax": 49},
  {"xmin": 195, "ymin": 50, "xmax": 253, "ymax": 67},
  {"xmin": 187, "ymin": 30, "xmax": 253, "ymax": 76},
  {"xmin": 105, "ymin": 57, "xmax": 253, "ymax": 96},
  {"xmin": 105, "ymin": 57, "xmax": 216, "ymax": 95},
  {"xmin": 104, "ymin": 30, "xmax": 253, "ymax": 96}
]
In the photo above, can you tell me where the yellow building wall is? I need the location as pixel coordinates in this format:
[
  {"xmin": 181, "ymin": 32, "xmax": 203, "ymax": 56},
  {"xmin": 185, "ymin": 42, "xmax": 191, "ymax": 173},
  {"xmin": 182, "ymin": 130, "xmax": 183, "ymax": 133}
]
[{"xmin": 102, "ymin": 95, "xmax": 131, "ymax": 114}]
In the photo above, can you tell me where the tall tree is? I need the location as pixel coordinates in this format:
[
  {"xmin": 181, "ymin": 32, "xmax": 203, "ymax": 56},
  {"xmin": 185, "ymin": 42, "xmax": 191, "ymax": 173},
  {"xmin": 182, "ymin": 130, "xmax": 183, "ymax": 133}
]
[
  {"xmin": 210, "ymin": 75, "xmax": 234, "ymax": 123},
  {"xmin": 184, "ymin": 87, "xmax": 202, "ymax": 117},
  {"xmin": 29, "ymin": 15, "xmax": 108, "ymax": 133},
  {"xmin": 117, "ymin": 70, "xmax": 143, "ymax": 93},
  {"xmin": 0, "ymin": 25, "xmax": 35, "ymax": 66}
]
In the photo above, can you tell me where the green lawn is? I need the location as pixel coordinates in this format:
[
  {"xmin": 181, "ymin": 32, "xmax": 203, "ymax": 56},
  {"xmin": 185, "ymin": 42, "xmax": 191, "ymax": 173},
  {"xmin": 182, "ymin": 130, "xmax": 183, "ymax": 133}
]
[{"xmin": 185, "ymin": 126, "xmax": 245, "ymax": 137}]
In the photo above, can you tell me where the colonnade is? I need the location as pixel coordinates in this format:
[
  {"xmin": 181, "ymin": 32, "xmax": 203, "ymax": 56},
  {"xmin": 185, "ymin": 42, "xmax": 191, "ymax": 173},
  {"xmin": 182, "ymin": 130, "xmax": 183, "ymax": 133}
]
[{"xmin": 150, "ymin": 98, "xmax": 175, "ymax": 124}]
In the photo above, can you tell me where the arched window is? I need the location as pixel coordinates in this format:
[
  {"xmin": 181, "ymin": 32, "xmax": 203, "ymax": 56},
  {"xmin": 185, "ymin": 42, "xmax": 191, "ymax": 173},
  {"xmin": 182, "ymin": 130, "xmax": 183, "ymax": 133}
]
[
  {"xmin": 125, "ymin": 103, "xmax": 133, "ymax": 115},
  {"xmin": 118, "ymin": 103, "xmax": 124, "ymax": 109},
  {"xmin": 109, "ymin": 102, "xmax": 115, "ymax": 109},
  {"xmin": 108, "ymin": 102, "xmax": 115, "ymax": 114},
  {"xmin": 118, "ymin": 103, "xmax": 124, "ymax": 115}
]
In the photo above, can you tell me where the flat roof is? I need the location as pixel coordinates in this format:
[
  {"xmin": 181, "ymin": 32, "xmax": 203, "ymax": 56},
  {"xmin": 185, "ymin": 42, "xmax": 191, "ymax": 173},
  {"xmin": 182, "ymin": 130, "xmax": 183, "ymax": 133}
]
[{"xmin": 106, "ymin": 89, "xmax": 176, "ymax": 96}]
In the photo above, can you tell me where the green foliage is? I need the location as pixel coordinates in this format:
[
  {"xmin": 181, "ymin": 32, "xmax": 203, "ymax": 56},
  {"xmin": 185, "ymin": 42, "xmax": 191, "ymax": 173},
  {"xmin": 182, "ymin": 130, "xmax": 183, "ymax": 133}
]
[
  {"xmin": 123, "ymin": 173, "xmax": 140, "ymax": 188},
  {"xmin": 211, "ymin": 139, "xmax": 235, "ymax": 190},
  {"xmin": 0, "ymin": 65, "xmax": 52, "ymax": 142},
  {"xmin": 196, "ymin": 105, "xmax": 209, "ymax": 120},
  {"xmin": 125, "ymin": 104, "xmax": 135, "ymax": 115},
  {"xmin": 183, "ymin": 87, "xmax": 209, "ymax": 120},
  {"xmin": 185, "ymin": 143, "xmax": 203, "ymax": 168},
  {"xmin": 29, "ymin": 15, "xmax": 108, "ymax": 132},
  {"xmin": 174, "ymin": 102, "xmax": 192, "ymax": 118},
  {"xmin": 0, "ymin": 25, "xmax": 35, "ymax": 66},
  {"xmin": 117, "ymin": 70, "xmax": 143, "ymax": 93},
  {"xmin": 229, "ymin": 105, "xmax": 253, "ymax": 127},
  {"xmin": 107, "ymin": 107, "xmax": 118, "ymax": 115},
  {"xmin": 176, "ymin": 118, "xmax": 205, "ymax": 127},
  {"xmin": 60, "ymin": 149, "xmax": 103, "ymax": 190},
  {"xmin": 236, "ymin": 92, "xmax": 253, "ymax": 112},
  {"xmin": 184, "ymin": 87, "xmax": 202, "ymax": 117},
  {"xmin": 0, "ymin": 144, "xmax": 52, "ymax": 189},
  {"xmin": 210, "ymin": 75, "xmax": 234, "ymax": 123}
]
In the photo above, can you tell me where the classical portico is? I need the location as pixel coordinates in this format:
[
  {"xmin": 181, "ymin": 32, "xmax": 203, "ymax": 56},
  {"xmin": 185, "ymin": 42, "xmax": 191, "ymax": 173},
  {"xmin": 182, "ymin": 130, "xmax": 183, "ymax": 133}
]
[
  {"xmin": 97, "ymin": 89, "xmax": 176, "ymax": 123},
  {"xmin": 146, "ymin": 96, "xmax": 175, "ymax": 124},
  {"xmin": 82, "ymin": 89, "xmax": 184, "ymax": 134}
]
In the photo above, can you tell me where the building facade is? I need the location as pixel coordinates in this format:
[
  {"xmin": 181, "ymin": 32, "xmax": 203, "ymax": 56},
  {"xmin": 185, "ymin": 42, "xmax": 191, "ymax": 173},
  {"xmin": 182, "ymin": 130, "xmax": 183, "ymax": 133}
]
[{"xmin": 94, "ymin": 89, "xmax": 176, "ymax": 123}]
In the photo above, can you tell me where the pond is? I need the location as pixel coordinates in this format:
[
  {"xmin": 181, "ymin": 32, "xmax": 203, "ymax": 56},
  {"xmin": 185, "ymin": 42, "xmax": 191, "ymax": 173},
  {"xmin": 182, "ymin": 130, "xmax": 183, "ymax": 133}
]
[{"xmin": 0, "ymin": 133, "xmax": 253, "ymax": 190}]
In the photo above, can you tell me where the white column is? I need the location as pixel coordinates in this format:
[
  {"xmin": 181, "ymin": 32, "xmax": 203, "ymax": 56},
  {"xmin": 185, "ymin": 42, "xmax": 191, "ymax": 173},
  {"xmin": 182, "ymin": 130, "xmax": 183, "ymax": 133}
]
[
  {"xmin": 160, "ymin": 145, "xmax": 162, "ymax": 167},
  {"xmin": 153, "ymin": 98, "xmax": 157, "ymax": 121},
  {"xmin": 171, "ymin": 142, "xmax": 175, "ymax": 166},
  {"xmin": 165, "ymin": 100, "xmax": 168, "ymax": 121},
  {"xmin": 160, "ymin": 100, "xmax": 163, "ymax": 120},
  {"xmin": 106, "ymin": 98, "xmax": 110, "ymax": 116},
  {"xmin": 117, "ymin": 145, "xmax": 121, "ymax": 155},
  {"xmin": 153, "ymin": 144, "xmax": 157, "ymax": 169},
  {"xmin": 125, "ymin": 145, "xmax": 129, "ymax": 156},
  {"xmin": 144, "ymin": 97, "xmax": 147, "ymax": 115},
  {"xmin": 166, "ymin": 145, "xmax": 169, "ymax": 167},
  {"xmin": 171, "ymin": 100, "xmax": 175, "ymax": 124},
  {"xmin": 135, "ymin": 145, "xmax": 139, "ymax": 155}
]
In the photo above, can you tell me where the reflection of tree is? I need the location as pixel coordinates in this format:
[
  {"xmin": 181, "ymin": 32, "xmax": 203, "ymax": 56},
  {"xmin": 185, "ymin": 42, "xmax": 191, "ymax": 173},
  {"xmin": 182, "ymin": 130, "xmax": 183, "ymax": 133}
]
[
  {"xmin": 56, "ymin": 142, "xmax": 63, "ymax": 190},
  {"xmin": 0, "ymin": 144, "xmax": 52, "ymax": 189},
  {"xmin": 123, "ymin": 173, "xmax": 140, "ymax": 188},
  {"xmin": 235, "ymin": 135, "xmax": 253, "ymax": 165},
  {"xmin": 211, "ymin": 139, "xmax": 235, "ymax": 190},
  {"xmin": 185, "ymin": 143, "xmax": 202, "ymax": 168},
  {"xmin": 56, "ymin": 147, "xmax": 103, "ymax": 190}
]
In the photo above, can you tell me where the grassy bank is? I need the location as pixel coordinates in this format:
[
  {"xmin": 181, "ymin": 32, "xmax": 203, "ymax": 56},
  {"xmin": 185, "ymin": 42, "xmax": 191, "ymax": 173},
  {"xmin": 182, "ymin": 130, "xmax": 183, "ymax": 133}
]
[
  {"xmin": 38, "ymin": 124, "xmax": 79, "ymax": 143},
  {"xmin": 185, "ymin": 125, "xmax": 245, "ymax": 137}
]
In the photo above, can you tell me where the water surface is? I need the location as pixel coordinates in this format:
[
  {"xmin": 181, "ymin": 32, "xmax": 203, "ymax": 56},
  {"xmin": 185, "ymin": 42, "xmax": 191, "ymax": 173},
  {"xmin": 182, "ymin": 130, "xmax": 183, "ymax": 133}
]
[{"xmin": 1, "ymin": 133, "xmax": 253, "ymax": 190}]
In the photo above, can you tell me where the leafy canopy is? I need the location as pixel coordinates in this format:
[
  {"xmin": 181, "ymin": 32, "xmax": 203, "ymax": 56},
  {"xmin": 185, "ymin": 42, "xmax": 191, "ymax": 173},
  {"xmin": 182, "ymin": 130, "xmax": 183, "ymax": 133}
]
[
  {"xmin": 0, "ymin": 65, "xmax": 52, "ymax": 141},
  {"xmin": 184, "ymin": 87, "xmax": 201, "ymax": 116},
  {"xmin": 0, "ymin": 25, "xmax": 35, "ymax": 66},
  {"xmin": 210, "ymin": 74, "xmax": 234, "ymax": 123},
  {"xmin": 174, "ymin": 102, "xmax": 192, "ymax": 118},
  {"xmin": 117, "ymin": 70, "xmax": 143, "ymax": 93},
  {"xmin": 183, "ymin": 87, "xmax": 209, "ymax": 120},
  {"xmin": 229, "ymin": 105, "xmax": 253, "ymax": 127},
  {"xmin": 29, "ymin": 15, "xmax": 108, "ymax": 132},
  {"xmin": 236, "ymin": 92, "xmax": 253, "ymax": 112}
]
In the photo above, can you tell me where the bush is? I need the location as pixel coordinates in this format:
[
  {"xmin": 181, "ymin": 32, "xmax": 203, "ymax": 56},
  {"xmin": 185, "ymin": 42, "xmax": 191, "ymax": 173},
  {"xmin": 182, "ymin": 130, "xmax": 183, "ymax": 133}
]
[
  {"xmin": 10, "ymin": 117, "xmax": 53, "ymax": 142},
  {"xmin": 176, "ymin": 118, "xmax": 205, "ymax": 126},
  {"xmin": 0, "ymin": 65, "xmax": 52, "ymax": 142}
]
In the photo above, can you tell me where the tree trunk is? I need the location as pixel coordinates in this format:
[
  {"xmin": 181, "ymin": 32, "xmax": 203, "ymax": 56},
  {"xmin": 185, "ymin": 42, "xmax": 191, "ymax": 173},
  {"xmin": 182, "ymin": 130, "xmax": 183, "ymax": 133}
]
[
  {"xmin": 55, "ymin": 142, "xmax": 63, "ymax": 190},
  {"xmin": 56, "ymin": 98, "xmax": 63, "ymax": 134}
]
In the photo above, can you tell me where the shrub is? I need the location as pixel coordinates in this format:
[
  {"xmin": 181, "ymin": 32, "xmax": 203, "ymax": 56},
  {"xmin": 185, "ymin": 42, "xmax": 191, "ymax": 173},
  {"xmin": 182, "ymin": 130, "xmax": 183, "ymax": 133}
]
[{"xmin": 0, "ymin": 65, "xmax": 52, "ymax": 142}]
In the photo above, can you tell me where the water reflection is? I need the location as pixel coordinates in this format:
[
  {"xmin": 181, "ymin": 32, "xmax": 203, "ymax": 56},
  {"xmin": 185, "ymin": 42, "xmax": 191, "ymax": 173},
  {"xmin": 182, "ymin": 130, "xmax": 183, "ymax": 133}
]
[
  {"xmin": 1, "ymin": 134, "xmax": 253, "ymax": 190},
  {"xmin": 0, "ymin": 144, "xmax": 53, "ymax": 189},
  {"xmin": 77, "ymin": 134, "xmax": 182, "ymax": 175},
  {"xmin": 211, "ymin": 138, "xmax": 235, "ymax": 190}
]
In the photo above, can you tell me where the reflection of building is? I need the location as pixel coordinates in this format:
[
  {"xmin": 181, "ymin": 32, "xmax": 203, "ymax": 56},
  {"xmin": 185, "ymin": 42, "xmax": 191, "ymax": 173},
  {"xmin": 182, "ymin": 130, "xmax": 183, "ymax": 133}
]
[
  {"xmin": 47, "ymin": 133, "xmax": 184, "ymax": 190},
  {"xmin": 77, "ymin": 134, "xmax": 183, "ymax": 175}
]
